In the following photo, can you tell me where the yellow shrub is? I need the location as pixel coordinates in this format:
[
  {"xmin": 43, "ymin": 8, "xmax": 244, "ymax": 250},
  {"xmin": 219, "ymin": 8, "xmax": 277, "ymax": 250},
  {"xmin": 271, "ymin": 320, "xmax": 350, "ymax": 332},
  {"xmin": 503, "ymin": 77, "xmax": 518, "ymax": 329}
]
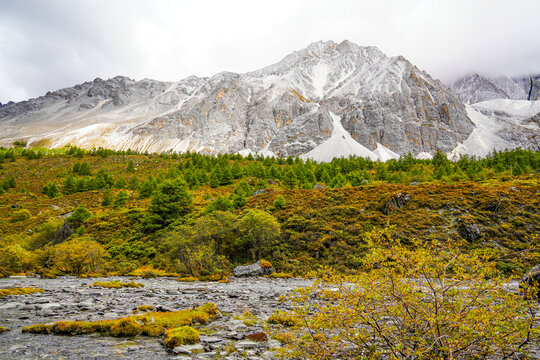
[
  {"xmin": 11, "ymin": 209, "xmax": 31, "ymax": 222},
  {"xmin": 51, "ymin": 238, "xmax": 107, "ymax": 275},
  {"xmin": 267, "ymin": 310, "xmax": 299, "ymax": 327},
  {"xmin": 260, "ymin": 259, "xmax": 273, "ymax": 268}
]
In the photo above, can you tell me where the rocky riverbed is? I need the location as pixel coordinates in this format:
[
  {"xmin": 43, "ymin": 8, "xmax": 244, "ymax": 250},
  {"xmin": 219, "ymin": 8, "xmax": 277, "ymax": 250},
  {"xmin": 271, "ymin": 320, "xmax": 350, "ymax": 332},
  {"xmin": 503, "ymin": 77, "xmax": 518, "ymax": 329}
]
[{"xmin": 0, "ymin": 276, "xmax": 311, "ymax": 360}]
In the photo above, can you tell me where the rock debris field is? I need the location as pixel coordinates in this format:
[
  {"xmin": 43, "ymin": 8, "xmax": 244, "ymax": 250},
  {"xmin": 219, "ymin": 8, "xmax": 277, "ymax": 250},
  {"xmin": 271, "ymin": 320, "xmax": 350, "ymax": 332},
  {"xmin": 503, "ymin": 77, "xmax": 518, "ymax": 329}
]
[{"xmin": 0, "ymin": 276, "xmax": 311, "ymax": 359}]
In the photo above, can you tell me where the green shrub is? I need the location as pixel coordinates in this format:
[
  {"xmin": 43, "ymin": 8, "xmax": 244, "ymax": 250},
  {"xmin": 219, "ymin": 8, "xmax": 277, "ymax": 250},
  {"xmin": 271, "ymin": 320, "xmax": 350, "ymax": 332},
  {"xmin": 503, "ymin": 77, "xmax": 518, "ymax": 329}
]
[{"xmin": 11, "ymin": 209, "xmax": 31, "ymax": 222}]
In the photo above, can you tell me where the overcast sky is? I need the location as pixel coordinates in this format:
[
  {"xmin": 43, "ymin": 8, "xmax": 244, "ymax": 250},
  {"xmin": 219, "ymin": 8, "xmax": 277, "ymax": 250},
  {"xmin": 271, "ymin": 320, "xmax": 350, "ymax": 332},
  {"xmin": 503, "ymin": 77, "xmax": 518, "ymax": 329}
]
[{"xmin": 1, "ymin": 0, "xmax": 539, "ymax": 103}]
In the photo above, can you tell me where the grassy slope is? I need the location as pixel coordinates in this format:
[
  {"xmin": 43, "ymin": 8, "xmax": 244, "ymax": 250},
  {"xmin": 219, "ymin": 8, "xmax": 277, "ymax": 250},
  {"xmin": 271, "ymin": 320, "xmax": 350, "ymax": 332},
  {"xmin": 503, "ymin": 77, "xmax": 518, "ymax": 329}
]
[{"xmin": 0, "ymin": 153, "xmax": 538, "ymax": 276}]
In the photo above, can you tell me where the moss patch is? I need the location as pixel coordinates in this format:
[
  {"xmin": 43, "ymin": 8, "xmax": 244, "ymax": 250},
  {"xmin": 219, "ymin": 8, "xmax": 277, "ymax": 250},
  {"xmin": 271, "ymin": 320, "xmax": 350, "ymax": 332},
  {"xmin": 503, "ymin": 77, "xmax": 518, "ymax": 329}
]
[
  {"xmin": 132, "ymin": 305, "xmax": 155, "ymax": 314},
  {"xmin": 91, "ymin": 280, "xmax": 144, "ymax": 288},
  {"xmin": 22, "ymin": 302, "xmax": 218, "ymax": 339},
  {"xmin": 0, "ymin": 287, "xmax": 44, "ymax": 297},
  {"xmin": 266, "ymin": 272, "xmax": 293, "ymax": 279},
  {"xmin": 163, "ymin": 326, "xmax": 199, "ymax": 348}
]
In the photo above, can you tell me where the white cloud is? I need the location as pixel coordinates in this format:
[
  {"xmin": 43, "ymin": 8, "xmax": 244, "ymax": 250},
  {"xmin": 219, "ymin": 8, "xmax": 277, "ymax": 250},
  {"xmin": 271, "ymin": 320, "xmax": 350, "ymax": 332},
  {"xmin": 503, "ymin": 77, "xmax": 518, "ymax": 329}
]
[{"xmin": 0, "ymin": 0, "xmax": 539, "ymax": 102}]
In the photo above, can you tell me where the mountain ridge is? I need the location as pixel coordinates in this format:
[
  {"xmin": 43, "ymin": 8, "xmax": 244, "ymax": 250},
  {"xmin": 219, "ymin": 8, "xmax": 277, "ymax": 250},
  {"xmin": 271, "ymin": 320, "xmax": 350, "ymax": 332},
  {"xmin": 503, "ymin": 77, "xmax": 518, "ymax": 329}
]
[
  {"xmin": 1, "ymin": 40, "xmax": 535, "ymax": 160},
  {"xmin": 451, "ymin": 73, "xmax": 540, "ymax": 104}
]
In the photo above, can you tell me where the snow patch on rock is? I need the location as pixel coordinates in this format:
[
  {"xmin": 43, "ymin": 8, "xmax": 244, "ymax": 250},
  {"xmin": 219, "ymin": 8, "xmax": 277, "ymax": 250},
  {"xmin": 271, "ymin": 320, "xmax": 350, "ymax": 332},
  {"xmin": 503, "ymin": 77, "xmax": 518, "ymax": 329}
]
[{"xmin": 301, "ymin": 112, "xmax": 378, "ymax": 162}]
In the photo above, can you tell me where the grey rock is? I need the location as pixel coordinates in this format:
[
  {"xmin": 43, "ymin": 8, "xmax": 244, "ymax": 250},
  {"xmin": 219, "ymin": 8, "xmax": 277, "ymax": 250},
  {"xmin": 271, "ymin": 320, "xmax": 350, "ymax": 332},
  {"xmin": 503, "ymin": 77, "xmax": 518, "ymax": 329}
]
[
  {"xmin": 379, "ymin": 193, "xmax": 411, "ymax": 215},
  {"xmin": 267, "ymin": 340, "xmax": 281, "ymax": 350},
  {"xmin": 236, "ymin": 340, "xmax": 259, "ymax": 350},
  {"xmin": 458, "ymin": 222, "xmax": 481, "ymax": 243},
  {"xmin": 0, "ymin": 302, "xmax": 23, "ymax": 310},
  {"xmin": 183, "ymin": 344, "xmax": 205, "ymax": 354},
  {"xmin": 233, "ymin": 260, "xmax": 274, "ymax": 277},
  {"xmin": 35, "ymin": 302, "xmax": 62, "ymax": 310},
  {"xmin": 199, "ymin": 336, "xmax": 222, "ymax": 344},
  {"xmin": 262, "ymin": 351, "xmax": 277, "ymax": 360},
  {"xmin": 313, "ymin": 183, "xmax": 326, "ymax": 190},
  {"xmin": 521, "ymin": 265, "xmax": 540, "ymax": 297},
  {"xmin": 252, "ymin": 189, "xmax": 268, "ymax": 196},
  {"xmin": 172, "ymin": 346, "xmax": 193, "ymax": 355}
]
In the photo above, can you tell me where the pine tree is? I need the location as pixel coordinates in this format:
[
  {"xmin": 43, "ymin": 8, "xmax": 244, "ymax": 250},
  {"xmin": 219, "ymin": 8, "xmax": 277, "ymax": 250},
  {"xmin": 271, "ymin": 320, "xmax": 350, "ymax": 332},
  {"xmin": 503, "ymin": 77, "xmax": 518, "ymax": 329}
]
[
  {"xmin": 101, "ymin": 189, "xmax": 113, "ymax": 206},
  {"xmin": 320, "ymin": 169, "xmax": 331, "ymax": 185},
  {"xmin": 79, "ymin": 162, "xmax": 91, "ymax": 176},
  {"xmin": 220, "ymin": 166, "xmax": 233, "ymax": 185},
  {"xmin": 63, "ymin": 176, "xmax": 76, "ymax": 195},
  {"xmin": 145, "ymin": 179, "xmax": 192, "ymax": 229},
  {"xmin": 209, "ymin": 171, "xmax": 220, "ymax": 188},
  {"xmin": 126, "ymin": 160, "xmax": 135, "ymax": 173},
  {"xmin": 73, "ymin": 162, "xmax": 81, "ymax": 174},
  {"xmin": 128, "ymin": 177, "xmax": 139, "ymax": 190},
  {"xmin": 75, "ymin": 179, "xmax": 87, "ymax": 193},
  {"xmin": 42, "ymin": 182, "xmax": 60, "ymax": 198},
  {"xmin": 269, "ymin": 165, "xmax": 281, "ymax": 180},
  {"xmin": 114, "ymin": 191, "xmax": 129, "ymax": 208},
  {"xmin": 305, "ymin": 169, "xmax": 316, "ymax": 184},
  {"xmin": 231, "ymin": 194, "xmax": 247, "ymax": 209},
  {"xmin": 231, "ymin": 163, "xmax": 243, "ymax": 179},
  {"xmin": 207, "ymin": 195, "xmax": 232, "ymax": 212},
  {"xmin": 512, "ymin": 164, "xmax": 524, "ymax": 176},
  {"xmin": 139, "ymin": 176, "xmax": 156, "ymax": 198},
  {"xmin": 331, "ymin": 173, "xmax": 346, "ymax": 188},
  {"xmin": 115, "ymin": 176, "xmax": 127, "ymax": 189},
  {"xmin": 283, "ymin": 168, "xmax": 298, "ymax": 189},
  {"xmin": 234, "ymin": 179, "xmax": 251, "ymax": 197},
  {"xmin": 273, "ymin": 195, "xmax": 286, "ymax": 210}
]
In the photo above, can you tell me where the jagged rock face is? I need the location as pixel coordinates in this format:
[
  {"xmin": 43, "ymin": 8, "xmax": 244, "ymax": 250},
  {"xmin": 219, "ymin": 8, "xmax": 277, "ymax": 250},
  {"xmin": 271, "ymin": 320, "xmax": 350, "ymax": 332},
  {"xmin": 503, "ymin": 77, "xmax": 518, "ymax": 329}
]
[
  {"xmin": 0, "ymin": 40, "xmax": 473, "ymax": 158},
  {"xmin": 452, "ymin": 73, "xmax": 540, "ymax": 104}
]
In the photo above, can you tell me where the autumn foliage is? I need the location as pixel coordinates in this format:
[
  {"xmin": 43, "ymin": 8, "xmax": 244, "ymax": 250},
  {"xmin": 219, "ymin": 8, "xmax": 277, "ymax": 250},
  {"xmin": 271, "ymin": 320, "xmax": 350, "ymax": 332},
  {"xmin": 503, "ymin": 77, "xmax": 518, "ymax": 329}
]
[{"xmin": 270, "ymin": 226, "xmax": 540, "ymax": 359}]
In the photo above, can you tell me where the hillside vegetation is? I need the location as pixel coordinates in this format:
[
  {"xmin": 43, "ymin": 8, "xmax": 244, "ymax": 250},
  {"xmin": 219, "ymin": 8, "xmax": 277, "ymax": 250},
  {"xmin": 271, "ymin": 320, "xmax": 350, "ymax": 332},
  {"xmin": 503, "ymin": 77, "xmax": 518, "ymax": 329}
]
[{"xmin": 0, "ymin": 145, "xmax": 538, "ymax": 278}]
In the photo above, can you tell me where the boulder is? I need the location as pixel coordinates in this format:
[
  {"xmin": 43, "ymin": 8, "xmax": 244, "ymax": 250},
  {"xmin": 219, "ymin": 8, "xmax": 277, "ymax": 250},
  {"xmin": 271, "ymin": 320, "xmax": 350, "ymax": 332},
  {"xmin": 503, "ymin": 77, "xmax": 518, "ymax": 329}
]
[
  {"xmin": 173, "ymin": 344, "xmax": 205, "ymax": 354},
  {"xmin": 521, "ymin": 265, "xmax": 540, "ymax": 298},
  {"xmin": 252, "ymin": 189, "xmax": 268, "ymax": 196},
  {"xmin": 458, "ymin": 222, "xmax": 481, "ymax": 243},
  {"xmin": 235, "ymin": 339, "xmax": 260, "ymax": 350},
  {"xmin": 313, "ymin": 183, "xmax": 327, "ymax": 190},
  {"xmin": 379, "ymin": 193, "xmax": 410, "ymax": 215},
  {"xmin": 233, "ymin": 260, "xmax": 274, "ymax": 277}
]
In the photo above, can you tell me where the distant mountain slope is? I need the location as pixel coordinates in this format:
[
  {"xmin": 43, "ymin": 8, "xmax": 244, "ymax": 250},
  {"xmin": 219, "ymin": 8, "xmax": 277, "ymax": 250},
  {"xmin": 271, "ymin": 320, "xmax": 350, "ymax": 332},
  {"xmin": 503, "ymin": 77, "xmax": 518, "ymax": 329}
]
[
  {"xmin": 451, "ymin": 73, "xmax": 540, "ymax": 104},
  {"xmin": 0, "ymin": 40, "xmax": 475, "ymax": 159},
  {"xmin": 450, "ymin": 99, "xmax": 540, "ymax": 159}
]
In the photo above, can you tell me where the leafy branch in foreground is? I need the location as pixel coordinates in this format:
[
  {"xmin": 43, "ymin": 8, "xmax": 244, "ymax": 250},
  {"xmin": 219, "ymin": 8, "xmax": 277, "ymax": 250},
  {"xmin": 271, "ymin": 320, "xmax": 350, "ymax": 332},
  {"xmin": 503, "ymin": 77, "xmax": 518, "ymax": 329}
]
[{"xmin": 271, "ymin": 226, "xmax": 540, "ymax": 359}]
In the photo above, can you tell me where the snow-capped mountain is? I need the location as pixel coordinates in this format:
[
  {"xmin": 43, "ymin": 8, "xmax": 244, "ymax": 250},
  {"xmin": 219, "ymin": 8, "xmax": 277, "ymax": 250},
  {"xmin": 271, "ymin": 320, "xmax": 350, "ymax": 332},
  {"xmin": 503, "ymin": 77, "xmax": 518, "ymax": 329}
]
[
  {"xmin": 0, "ymin": 40, "xmax": 525, "ymax": 161},
  {"xmin": 451, "ymin": 74, "xmax": 540, "ymax": 104},
  {"xmin": 450, "ymin": 99, "xmax": 540, "ymax": 159}
]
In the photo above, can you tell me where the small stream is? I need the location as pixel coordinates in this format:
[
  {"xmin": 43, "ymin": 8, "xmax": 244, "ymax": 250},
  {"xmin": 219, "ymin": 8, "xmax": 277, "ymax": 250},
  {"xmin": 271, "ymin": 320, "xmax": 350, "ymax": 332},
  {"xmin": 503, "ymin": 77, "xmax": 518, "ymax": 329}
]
[{"xmin": 0, "ymin": 276, "xmax": 311, "ymax": 359}]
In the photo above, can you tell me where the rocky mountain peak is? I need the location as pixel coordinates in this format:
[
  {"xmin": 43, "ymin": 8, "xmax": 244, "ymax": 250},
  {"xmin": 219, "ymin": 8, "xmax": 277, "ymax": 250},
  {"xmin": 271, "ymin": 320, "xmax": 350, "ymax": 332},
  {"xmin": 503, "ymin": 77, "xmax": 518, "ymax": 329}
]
[{"xmin": 0, "ymin": 40, "xmax": 501, "ymax": 160}]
